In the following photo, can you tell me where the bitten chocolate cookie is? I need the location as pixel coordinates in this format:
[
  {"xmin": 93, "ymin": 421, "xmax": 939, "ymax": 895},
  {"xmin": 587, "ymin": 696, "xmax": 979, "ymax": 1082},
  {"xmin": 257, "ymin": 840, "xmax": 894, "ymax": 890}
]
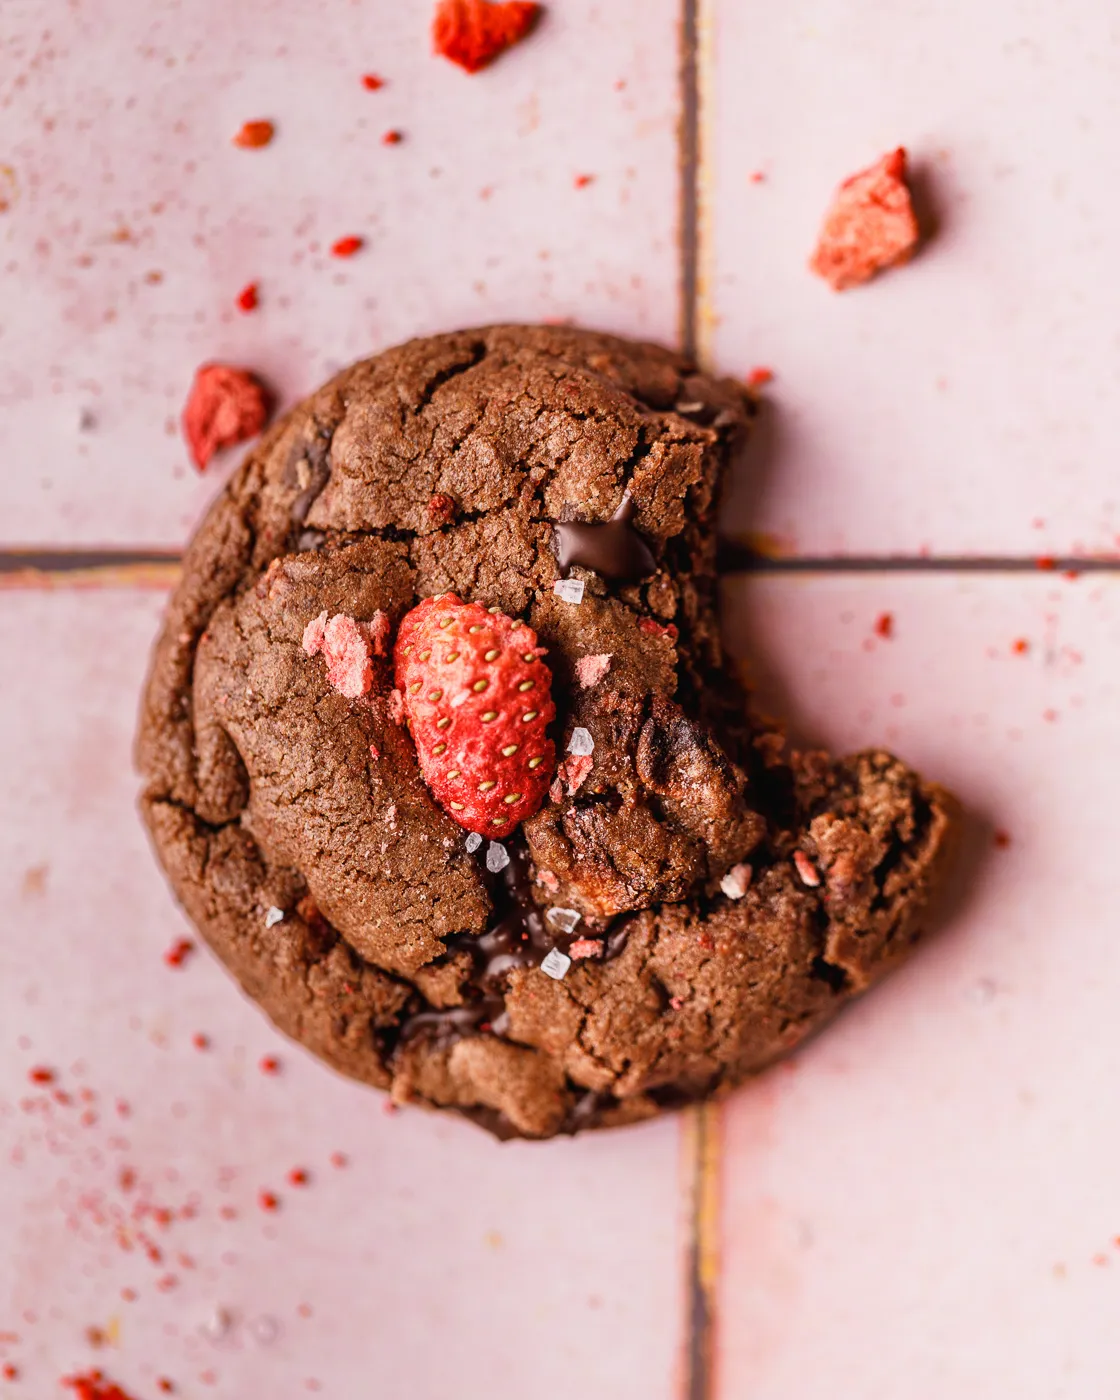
[{"xmin": 137, "ymin": 325, "xmax": 957, "ymax": 1139}]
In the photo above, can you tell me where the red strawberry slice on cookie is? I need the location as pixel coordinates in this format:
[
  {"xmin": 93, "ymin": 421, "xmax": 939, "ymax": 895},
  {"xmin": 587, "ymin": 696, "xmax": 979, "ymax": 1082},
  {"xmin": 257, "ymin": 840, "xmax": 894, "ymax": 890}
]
[{"xmin": 394, "ymin": 594, "xmax": 556, "ymax": 837}]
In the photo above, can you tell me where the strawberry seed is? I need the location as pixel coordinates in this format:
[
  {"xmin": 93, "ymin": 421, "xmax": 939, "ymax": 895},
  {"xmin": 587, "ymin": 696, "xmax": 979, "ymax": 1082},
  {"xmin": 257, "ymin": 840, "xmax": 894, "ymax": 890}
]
[
  {"xmin": 518, "ymin": 680, "xmax": 534, "ymax": 692},
  {"xmin": 484, "ymin": 649, "xmax": 500, "ymax": 661},
  {"xmin": 472, "ymin": 680, "xmax": 489, "ymax": 692},
  {"xmin": 428, "ymin": 689, "xmax": 443, "ymax": 701},
  {"xmin": 528, "ymin": 756, "xmax": 544, "ymax": 768},
  {"xmin": 501, "ymin": 744, "xmax": 519, "ymax": 756},
  {"xmin": 479, "ymin": 780, "xmax": 496, "ymax": 791},
  {"xmin": 504, "ymin": 793, "xmax": 522, "ymax": 804},
  {"xmin": 522, "ymin": 710, "xmax": 538, "ymax": 722},
  {"xmin": 481, "ymin": 710, "xmax": 498, "ymax": 722},
  {"xmin": 437, "ymin": 717, "xmax": 451, "ymax": 729}
]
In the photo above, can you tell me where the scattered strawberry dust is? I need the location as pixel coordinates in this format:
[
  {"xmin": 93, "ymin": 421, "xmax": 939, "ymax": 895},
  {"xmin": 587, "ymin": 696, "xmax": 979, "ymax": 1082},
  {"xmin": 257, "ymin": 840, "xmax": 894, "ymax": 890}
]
[
  {"xmin": 361, "ymin": 73, "xmax": 386, "ymax": 90},
  {"xmin": 809, "ymin": 147, "xmax": 919, "ymax": 291},
  {"xmin": 573, "ymin": 173, "xmax": 594, "ymax": 189},
  {"xmin": 232, "ymin": 120, "xmax": 274, "ymax": 149},
  {"xmin": 745, "ymin": 366, "xmax": 773, "ymax": 390},
  {"xmin": 235, "ymin": 282, "xmax": 259, "ymax": 313},
  {"xmin": 874, "ymin": 612, "xmax": 894, "ymax": 640},
  {"xmin": 330, "ymin": 235, "xmax": 363, "ymax": 258},
  {"xmin": 432, "ymin": 0, "xmax": 541, "ymax": 74},
  {"xmin": 163, "ymin": 939, "xmax": 194, "ymax": 968},
  {"xmin": 181, "ymin": 364, "xmax": 268, "ymax": 471},
  {"xmin": 382, "ymin": 129, "xmax": 404, "ymax": 145},
  {"xmin": 62, "ymin": 1370, "xmax": 139, "ymax": 1400}
]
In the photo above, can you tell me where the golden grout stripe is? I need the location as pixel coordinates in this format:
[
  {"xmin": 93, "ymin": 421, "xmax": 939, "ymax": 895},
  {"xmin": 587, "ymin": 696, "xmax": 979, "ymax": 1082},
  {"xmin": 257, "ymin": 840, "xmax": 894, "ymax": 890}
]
[
  {"xmin": 0, "ymin": 562, "xmax": 181, "ymax": 591},
  {"xmin": 681, "ymin": 1100, "xmax": 724, "ymax": 1400}
]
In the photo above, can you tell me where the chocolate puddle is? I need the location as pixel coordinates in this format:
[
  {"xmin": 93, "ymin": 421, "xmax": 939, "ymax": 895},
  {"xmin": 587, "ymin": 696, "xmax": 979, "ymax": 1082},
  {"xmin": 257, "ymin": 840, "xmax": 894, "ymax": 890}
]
[{"xmin": 553, "ymin": 491, "xmax": 657, "ymax": 581}]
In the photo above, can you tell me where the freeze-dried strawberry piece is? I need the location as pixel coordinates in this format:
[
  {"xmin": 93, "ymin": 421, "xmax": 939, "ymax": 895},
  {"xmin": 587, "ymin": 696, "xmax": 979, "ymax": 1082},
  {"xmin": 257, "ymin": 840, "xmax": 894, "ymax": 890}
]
[
  {"xmin": 394, "ymin": 594, "xmax": 555, "ymax": 837},
  {"xmin": 182, "ymin": 363, "xmax": 268, "ymax": 470},
  {"xmin": 302, "ymin": 611, "xmax": 378, "ymax": 699},
  {"xmin": 432, "ymin": 0, "xmax": 541, "ymax": 74},
  {"xmin": 809, "ymin": 148, "xmax": 919, "ymax": 292}
]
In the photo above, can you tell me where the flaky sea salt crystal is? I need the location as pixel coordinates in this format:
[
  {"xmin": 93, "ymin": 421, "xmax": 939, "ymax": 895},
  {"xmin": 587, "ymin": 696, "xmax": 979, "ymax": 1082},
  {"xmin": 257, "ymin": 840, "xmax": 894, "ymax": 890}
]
[
  {"xmin": 553, "ymin": 578, "xmax": 585, "ymax": 605},
  {"xmin": 486, "ymin": 841, "xmax": 510, "ymax": 874},
  {"xmin": 264, "ymin": 906, "xmax": 285, "ymax": 928},
  {"xmin": 568, "ymin": 727, "xmax": 594, "ymax": 756},
  {"xmin": 545, "ymin": 907, "xmax": 581, "ymax": 934},
  {"xmin": 465, "ymin": 832, "xmax": 482, "ymax": 853},
  {"xmin": 540, "ymin": 948, "xmax": 572, "ymax": 980}
]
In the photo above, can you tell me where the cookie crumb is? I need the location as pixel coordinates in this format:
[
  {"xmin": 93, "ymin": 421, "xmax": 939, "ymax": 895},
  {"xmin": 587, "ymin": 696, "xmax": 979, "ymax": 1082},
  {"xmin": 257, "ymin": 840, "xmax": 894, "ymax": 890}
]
[
  {"xmin": 809, "ymin": 147, "xmax": 919, "ymax": 292},
  {"xmin": 545, "ymin": 907, "xmax": 581, "ymax": 934},
  {"xmin": 264, "ymin": 907, "xmax": 285, "ymax": 928},
  {"xmin": 568, "ymin": 726, "xmax": 594, "ymax": 756},
  {"xmin": 793, "ymin": 850, "xmax": 821, "ymax": 887},
  {"xmin": 553, "ymin": 578, "xmax": 585, "ymax": 605},
  {"xmin": 540, "ymin": 947, "xmax": 572, "ymax": 980},
  {"xmin": 486, "ymin": 841, "xmax": 510, "ymax": 873},
  {"xmin": 720, "ymin": 862, "xmax": 752, "ymax": 900}
]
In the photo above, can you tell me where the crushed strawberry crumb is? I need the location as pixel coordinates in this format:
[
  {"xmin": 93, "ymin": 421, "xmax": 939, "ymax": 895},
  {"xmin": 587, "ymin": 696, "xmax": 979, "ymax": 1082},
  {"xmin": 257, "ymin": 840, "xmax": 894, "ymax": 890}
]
[
  {"xmin": 574, "ymin": 173, "xmax": 594, "ymax": 189},
  {"xmin": 302, "ymin": 611, "xmax": 376, "ymax": 699},
  {"xmin": 567, "ymin": 938, "xmax": 602, "ymax": 960},
  {"xmin": 809, "ymin": 147, "xmax": 919, "ymax": 292},
  {"xmin": 181, "ymin": 363, "xmax": 268, "ymax": 471},
  {"xmin": 236, "ymin": 282, "xmax": 259, "ymax": 313},
  {"xmin": 232, "ymin": 120, "xmax": 274, "ymax": 149},
  {"xmin": 163, "ymin": 938, "xmax": 194, "ymax": 968},
  {"xmin": 288, "ymin": 1168, "xmax": 310, "ymax": 1187},
  {"xmin": 1011, "ymin": 638, "xmax": 1029, "ymax": 655},
  {"xmin": 330, "ymin": 1152, "xmax": 348, "ymax": 1169},
  {"xmin": 748, "ymin": 170, "xmax": 765, "ymax": 184},
  {"xmin": 575, "ymin": 653, "xmax": 612, "ymax": 689},
  {"xmin": 259, "ymin": 1055, "xmax": 281, "ymax": 1075},
  {"xmin": 330, "ymin": 235, "xmax": 364, "ymax": 258},
  {"xmin": 638, "ymin": 618, "xmax": 678, "ymax": 640},
  {"xmin": 428, "ymin": 492, "xmax": 457, "ymax": 524},
  {"xmin": 62, "ymin": 1373, "xmax": 140, "ymax": 1400},
  {"xmin": 432, "ymin": 0, "xmax": 541, "ymax": 73},
  {"xmin": 793, "ymin": 850, "xmax": 821, "ymax": 887},
  {"xmin": 874, "ymin": 612, "xmax": 894, "ymax": 639},
  {"xmin": 258, "ymin": 1190, "xmax": 280, "ymax": 1212},
  {"xmin": 28, "ymin": 1066, "xmax": 55, "ymax": 1084},
  {"xmin": 361, "ymin": 73, "xmax": 385, "ymax": 90},
  {"xmin": 3, "ymin": 1364, "xmax": 18, "ymax": 1381},
  {"xmin": 191, "ymin": 1033, "xmax": 210, "ymax": 1051},
  {"xmin": 382, "ymin": 129, "xmax": 404, "ymax": 145},
  {"xmin": 745, "ymin": 366, "xmax": 774, "ymax": 389},
  {"xmin": 1036, "ymin": 555, "xmax": 1057, "ymax": 571}
]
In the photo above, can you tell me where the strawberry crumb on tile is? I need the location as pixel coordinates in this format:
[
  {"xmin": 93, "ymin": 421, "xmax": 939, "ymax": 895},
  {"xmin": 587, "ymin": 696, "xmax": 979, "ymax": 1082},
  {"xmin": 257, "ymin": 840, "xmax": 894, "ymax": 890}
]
[
  {"xmin": 3, "ymin": 1364, "xmax": 18, "ymax": 1381},
  {"xmin": 330, "ymin": 235, "xmax": 364, "ymax": 258},
  {"xmin": 28, "ymin": 1067, "xmax": 55, "ymax": 1084},
  {"xmin": 809, "ymin": 147, "xmax": 919, "ymax": 292},
  {"xmin": 163, "ymin": 938, "xmax": 194, "ymax": 968},
  {"xmin": 382, "ymin": 129, "xmax": 404, "ymax": 145},
  {"xmin": 745, "ymin": 366, "xmax": 773, "ymax": 389},
  {"xmin": 432, "ymin": 0, "xmax": 541, "ymax": 73},
  {"xmin": 329, "ymin": 1152, "xmax": 348, "ymax": 1169},
  {"xmin": 993, "ymin": 830, "xmax": 1011, "ymax": 849},
  {"xmin": 575, "ymin": 653, "xmax": 612, "ymax": 688},
  {"xmin": 573, "ymin": 173, "xmax": 594, "ymax": 189},
  {"xmin": 748, "ymin": 170, "xmax": 765, "ymax": 184},
  {"xmin": 874, "ymin": 612, "xmax": 894, "ymax": 639},
  {"xmin": 258, "ymin": 1190, "xmax": 280, "ymax": 1212},
  {"xmin": 287, "ymin": 1168, "xmax": 310, "ymax": 1187},
  {"xmin": 1036, "ymin": 555, "xmax": 1057, "ymax": 571},
  {"xmin": 301, "ymin": 612, "xmax": 374, "ymax": 699},
  {"xmin": 232, "ymin": 120, "xmax": 274, "ymax": 149},
  {"xmin": 182, "ymin": 364, "xmax": 268, "ymax": 471},
  {"xmin": 361, "ymin": 73, "xmax": 386, "ymax": 90},
  {"xmin": 62, "ymin": 1373, "xmax": 140, "ymax": 1400},
  {"xmin": 191, "ymin": 1033, "xmax": 210, "ymax": 1051},
  {"xmin": 236, "ymin": 282, "xmax": 259, "ymax": 313},
  {"xmin": 1011, "ymin": 638, "xmax": 1029, "ymax": 655},
  {"xmin": 259, "ymin": 1055, "xmax": 281, "ymax": 1075}
]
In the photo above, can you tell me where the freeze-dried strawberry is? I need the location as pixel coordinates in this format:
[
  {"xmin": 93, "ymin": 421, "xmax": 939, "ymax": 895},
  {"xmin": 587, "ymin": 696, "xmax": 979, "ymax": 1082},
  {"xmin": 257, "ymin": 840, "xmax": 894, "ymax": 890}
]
[
  {"xmin": 432, "ymin": 0, "xmax": 540, "ymax": 74},
  {"xmin": 809, "ymin": 148, "xmax": 919, "ymax": 291},
  {"xmin": 182, "ymin": 363, "xmax": 268, "ymax": 470},
  {"xmin": 394, "ymin": 594, "xmax": 555, "ymax": 836}
]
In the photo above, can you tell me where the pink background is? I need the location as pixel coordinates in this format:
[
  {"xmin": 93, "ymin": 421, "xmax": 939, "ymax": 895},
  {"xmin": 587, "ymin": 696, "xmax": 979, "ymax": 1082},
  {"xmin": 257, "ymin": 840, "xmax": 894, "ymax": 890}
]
[{"xmin": 3, "ymin": 1, "xmax": 1118, "ymax": 1396}]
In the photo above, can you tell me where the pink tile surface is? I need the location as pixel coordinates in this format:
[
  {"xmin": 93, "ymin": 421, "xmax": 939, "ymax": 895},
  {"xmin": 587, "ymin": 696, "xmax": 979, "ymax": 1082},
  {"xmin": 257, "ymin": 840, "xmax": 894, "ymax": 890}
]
[
  {"xmin": 704, "ymin": 0, "xmax": 1120, "ymax": 556},
  {"xmin": 0, "ymin": 589, "xmax": 685, "ymax": 1399},
  {"xmin": 0, "ymin": 0, "xmax": 681, "ymax": 548},
  {"xmin": 717, "ymin": 571, "xmax": 1120, "ymax": 1396}
]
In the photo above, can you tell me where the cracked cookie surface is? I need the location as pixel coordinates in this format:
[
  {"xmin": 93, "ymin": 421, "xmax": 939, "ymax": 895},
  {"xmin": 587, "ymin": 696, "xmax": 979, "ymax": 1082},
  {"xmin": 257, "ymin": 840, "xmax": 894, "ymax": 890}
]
[{"xmin": 137, "ymin": 324, "xmax": 958, "ymax": 1139}]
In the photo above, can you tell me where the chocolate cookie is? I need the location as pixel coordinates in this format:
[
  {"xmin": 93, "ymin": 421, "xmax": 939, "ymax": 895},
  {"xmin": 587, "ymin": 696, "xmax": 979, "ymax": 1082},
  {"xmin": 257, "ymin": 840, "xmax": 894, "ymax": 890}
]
[{"xmin": 137, "ymin": 325, "xmax": 957, "ymax": 1139}]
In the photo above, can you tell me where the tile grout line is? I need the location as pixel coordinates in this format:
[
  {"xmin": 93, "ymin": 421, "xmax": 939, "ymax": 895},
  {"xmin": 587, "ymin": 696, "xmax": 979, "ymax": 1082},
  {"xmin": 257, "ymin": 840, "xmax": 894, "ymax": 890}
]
[{"xmin": 678, "ymin": 1, "xmax": 722, "ymax": 1399}]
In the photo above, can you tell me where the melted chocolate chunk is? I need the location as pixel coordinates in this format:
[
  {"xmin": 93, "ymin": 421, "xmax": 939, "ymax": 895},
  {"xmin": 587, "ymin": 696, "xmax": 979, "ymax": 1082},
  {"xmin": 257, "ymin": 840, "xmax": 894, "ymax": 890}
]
[
  {"xmin": 554, "ymin": 492, "xmax": 657, "ymax": 581},
  {"xmin": 395, "ymin": 837, "xmax": 630, "ymax": 1050}
]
